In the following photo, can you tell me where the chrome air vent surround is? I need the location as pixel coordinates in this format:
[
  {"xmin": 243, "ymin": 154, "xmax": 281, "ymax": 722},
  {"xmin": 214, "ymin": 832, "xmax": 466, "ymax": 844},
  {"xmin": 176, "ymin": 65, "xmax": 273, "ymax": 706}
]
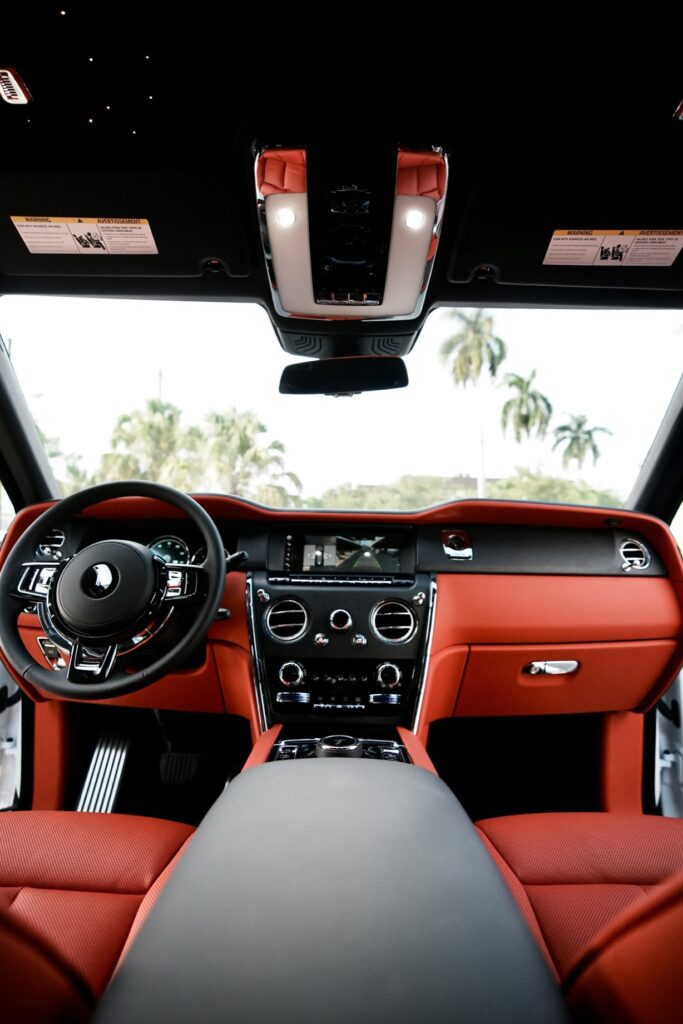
[
  {"xmin": 619, "ymin": 538, "xmax": 651, "ymax": 572},
  {"xmin": 36, "ymin": 528, "xmax": 65, "ymax": 559},
  {"xmin": 370, "ymin": 599, "xmax": 417, "ymax": 644},
  {"xmin": 264, "ymin": 598, "xmax": 309, "ymax": 642}
]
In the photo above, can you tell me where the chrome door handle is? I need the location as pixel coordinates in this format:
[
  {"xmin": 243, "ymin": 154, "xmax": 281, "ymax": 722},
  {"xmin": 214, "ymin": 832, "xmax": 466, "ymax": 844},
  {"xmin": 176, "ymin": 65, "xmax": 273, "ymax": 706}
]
[{"xmin": 523, "ymin": 660, "xmax": 579, "ymax": 676}]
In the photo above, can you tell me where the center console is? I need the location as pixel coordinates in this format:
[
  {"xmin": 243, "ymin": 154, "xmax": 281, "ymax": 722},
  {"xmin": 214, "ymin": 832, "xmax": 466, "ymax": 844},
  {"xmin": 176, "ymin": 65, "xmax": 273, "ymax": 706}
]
[
  {"xmin": 95, "ymin": 759, "xmax": 568, "ymax": 1024},
  {"xmin": 248, "ymin": 526, "xmax": 434, "ymax": 732}
]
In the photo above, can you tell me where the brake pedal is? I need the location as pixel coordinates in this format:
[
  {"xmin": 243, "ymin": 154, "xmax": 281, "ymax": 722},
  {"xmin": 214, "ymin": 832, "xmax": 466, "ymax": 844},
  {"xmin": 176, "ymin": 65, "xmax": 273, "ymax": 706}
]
[
  {"xmin": 159, "ymin": 751, "xmax": 200, "ymax": 785},
  {"xmin": 76, "ymin": 732, "xmax": 129, "ymax": 813}
]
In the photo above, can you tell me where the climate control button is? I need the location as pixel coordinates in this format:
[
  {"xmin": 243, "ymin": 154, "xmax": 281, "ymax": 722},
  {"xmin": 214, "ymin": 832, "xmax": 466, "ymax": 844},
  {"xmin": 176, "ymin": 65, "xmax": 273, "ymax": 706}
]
[
  {"xmin": 376, "ymin": 662, "xmax": 402, "ymax": 690},
  {"xmin": 278, "ymin": 661, "xmax": 305, "ymax": 687}
]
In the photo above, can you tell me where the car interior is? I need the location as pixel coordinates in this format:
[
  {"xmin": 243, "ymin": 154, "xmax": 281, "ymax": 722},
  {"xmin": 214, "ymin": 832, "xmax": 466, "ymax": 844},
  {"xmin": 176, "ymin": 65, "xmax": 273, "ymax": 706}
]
[{"xmin": 1, "ymin": 23, "xmax": 683, "ymax": 1024}]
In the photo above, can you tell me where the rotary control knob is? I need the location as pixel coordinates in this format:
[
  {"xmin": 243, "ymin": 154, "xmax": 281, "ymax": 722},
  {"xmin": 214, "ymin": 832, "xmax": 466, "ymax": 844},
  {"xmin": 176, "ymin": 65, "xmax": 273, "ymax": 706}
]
[
  {"xmin": 376, "ymin": 662, "xmax": 402, "ymax": 690},
  {"xmin": 278, "ymin": 661, "xmax": 305, "ymax": 687},
  {"xmin": 316, "ymin": 735, "xmax": 363, "ymax": 758},
  {"xmin": 329, "ymin": 608, "xmax": 353, "ymax": 632}
]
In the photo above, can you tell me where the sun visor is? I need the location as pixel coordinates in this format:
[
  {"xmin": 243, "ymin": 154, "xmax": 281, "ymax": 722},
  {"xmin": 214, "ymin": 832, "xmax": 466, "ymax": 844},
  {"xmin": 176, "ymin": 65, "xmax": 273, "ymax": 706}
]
[
  {"xmin": 447, "ymin": 189, "xmax": 683, "ymax": 290},
  {"xmin": 0, "ymin": 171, "xmax": 251, "ymax": 279}
]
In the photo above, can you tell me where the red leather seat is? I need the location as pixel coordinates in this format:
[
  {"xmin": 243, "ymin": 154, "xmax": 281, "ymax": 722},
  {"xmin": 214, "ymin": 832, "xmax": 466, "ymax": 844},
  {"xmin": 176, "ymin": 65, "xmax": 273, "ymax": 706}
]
[
  {"xmin": 0, "ymin": 811, "xmax": 193, "ymax": 1001},
  {"xmin": 0, "ymin": 911, "xmax": 92, "ymax": 1022},
  {"xmin": 475, "ymin": 812, "xmax": 683, "ymax": 982},
  {"xmin": 565, "ymin": 869, "xmax": 683, "ymax": 1022}
]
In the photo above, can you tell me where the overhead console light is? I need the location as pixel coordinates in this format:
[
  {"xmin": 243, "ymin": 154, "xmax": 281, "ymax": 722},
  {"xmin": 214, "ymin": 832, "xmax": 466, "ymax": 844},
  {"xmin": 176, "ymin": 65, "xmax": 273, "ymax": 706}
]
[
  {"xmin": 276, "ymin": 207, "xmax": 297, "ymax": 227},
  {"xmin": 405, "ymin": 209, "xmax": 427, "ymax": 231},
  {"xmin": 254, "ymin": 145, "xmax": 447, "ymax": 321}
]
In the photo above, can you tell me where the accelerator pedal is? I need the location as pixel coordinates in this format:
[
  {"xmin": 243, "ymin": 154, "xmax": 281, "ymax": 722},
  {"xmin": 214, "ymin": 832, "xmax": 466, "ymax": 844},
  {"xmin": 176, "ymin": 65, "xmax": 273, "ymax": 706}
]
[
  {"xmin": 76, "ymin": 732, "xmax": 130, "ymax": 813},
  {"xmin": 159, "ymin": 750, "xmax": 200, "ymax": 786}
]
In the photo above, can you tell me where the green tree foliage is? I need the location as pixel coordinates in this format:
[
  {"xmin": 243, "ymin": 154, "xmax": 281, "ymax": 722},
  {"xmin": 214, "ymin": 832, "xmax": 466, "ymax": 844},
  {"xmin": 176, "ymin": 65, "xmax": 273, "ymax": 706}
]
[
  {"xmin": 91, "ymin": 402, "xmax": 302, "ymax": 504},
  {"xmin": 501, "ymin": 370, "xmax": 553, "ymax": 442},
  {"xmin": 200, "ymin": 408, "xmax": 301, "ymax": 503},
  {"xmin": 552, "ymin": 414, "xmax": 613, "ymax": 469},
  {"xmin": 304, "ymin": 475, "xmax": 478, "ymax": 511},
  {"xmin": 439, "ymin": 309, "xmax": 507, "ymax": 386},
  {"xmin": 440, "ymin": 309, "xmax": 508, "ymax": 499},
  {"xmin": 35, "ymin": 423, "xmax": 96, "ymax": 495},
  {"xmin": 36, "ymin": 425, "xmax": 62, "ymax": 460},
  {"xmin": 98, "ymin": 400, "xmax": 202, "ymax": 490},
  {"xmin": 488, "ymin": 468, "xmax": 621, "ymax": 507}
]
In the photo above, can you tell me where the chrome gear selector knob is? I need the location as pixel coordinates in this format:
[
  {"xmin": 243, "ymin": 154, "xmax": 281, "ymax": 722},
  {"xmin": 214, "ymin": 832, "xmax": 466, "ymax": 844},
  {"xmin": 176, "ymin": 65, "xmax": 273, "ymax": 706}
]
[{"xmin": 315, "ymin": 735, "xmax": 363, "ymax": 758}]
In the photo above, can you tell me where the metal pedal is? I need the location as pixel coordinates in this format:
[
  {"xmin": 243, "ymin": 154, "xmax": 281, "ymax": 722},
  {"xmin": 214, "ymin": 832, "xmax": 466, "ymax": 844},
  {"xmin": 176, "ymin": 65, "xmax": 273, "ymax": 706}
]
[
  {"xmin": 76, "ymin": 733, "xmax": 129, "ymax": 813},
  {"xmin": 159, "ymin": 751, "xmax": 200, "ymax": 786}
]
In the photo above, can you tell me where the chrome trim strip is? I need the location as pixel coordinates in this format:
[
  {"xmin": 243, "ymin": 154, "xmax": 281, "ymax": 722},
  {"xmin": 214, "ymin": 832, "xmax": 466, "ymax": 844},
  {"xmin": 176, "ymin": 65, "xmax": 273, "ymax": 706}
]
[
  {"xmin": 245, "ymin": 575, "xmax": 269, "ymax": 733},
  {"xmin": 411, "ymin": 577, "xmax": 438, "ymax": 735}
]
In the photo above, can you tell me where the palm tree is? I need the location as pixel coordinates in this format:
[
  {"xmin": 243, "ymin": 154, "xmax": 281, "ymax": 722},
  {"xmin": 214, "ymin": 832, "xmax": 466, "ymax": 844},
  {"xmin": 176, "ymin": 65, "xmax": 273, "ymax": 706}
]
[
  {"xmin": 552, "ymin": 414, "xmax": 612, "ymax": 470},
  {"xmin": 200, "ymin": 408, "xmax": 302, "ymax": 502},
  {"xmin": 501, "ymin": 371, "xmax": 553, "ymax": 443},
  {"xmin": 440, "ymin": 310, "xmax": 507, "ymax": 386},
  {"xmin": 99, "ymin": 399, "xmax": 203, "ymax": 490},
  {"xmin": 440, "ymin": 309, "xmax": 507, "ymax": 497}
]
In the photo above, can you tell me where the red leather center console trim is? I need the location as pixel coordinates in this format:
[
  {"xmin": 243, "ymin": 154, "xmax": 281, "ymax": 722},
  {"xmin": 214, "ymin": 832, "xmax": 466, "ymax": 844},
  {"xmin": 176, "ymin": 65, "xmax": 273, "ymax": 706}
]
[
  {"xmin": 242, "ymin": 725, "xmax": 282, "ymax": 771},
  {"xmin": 396, "ymin": 727, "xmax": 437, "ymax": 773}
]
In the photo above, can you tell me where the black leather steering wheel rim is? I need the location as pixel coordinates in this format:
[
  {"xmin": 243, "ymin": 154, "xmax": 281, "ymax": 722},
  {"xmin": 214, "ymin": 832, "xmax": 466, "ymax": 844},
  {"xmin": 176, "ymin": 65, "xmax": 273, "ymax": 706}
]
[{"xmin": 0, "ymin": 481, "xmax": 226, "ymax": 699}]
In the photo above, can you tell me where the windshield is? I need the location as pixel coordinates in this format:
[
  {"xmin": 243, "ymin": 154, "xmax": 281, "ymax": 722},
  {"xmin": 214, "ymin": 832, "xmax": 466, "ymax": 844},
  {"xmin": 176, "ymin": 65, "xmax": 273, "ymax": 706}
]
[{"xmin": 0, "ymin": 296, "xmax": 680, "ymax": 513}]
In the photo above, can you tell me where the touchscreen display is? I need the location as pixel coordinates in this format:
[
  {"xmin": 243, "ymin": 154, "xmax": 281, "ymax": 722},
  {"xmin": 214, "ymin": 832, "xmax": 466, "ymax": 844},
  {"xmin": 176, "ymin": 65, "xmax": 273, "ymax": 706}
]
[{"xmin": 301, "ymin": 534, "xmax": 401, "ymax": 573}]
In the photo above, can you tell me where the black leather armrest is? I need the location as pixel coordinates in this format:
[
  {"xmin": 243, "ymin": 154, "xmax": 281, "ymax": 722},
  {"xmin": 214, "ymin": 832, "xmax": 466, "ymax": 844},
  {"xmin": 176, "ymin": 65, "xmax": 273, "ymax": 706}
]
[{"xmin": 95, "ymin": 760, "xmax": 568, "ymax": 1024}]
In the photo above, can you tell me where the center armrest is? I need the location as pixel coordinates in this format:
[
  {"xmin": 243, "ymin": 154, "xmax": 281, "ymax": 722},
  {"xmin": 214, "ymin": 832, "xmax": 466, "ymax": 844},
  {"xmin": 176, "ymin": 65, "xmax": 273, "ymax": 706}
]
[{"xmin": 95, "ymin": 760, "xmax": 568, "ymax": 1024}]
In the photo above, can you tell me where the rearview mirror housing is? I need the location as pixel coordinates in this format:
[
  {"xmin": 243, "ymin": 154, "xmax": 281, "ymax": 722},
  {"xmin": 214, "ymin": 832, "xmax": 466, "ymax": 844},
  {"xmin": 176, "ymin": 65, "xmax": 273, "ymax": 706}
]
[{"xmin": 279, "ymin": 357, "xmax": 409, "ymax": 396}]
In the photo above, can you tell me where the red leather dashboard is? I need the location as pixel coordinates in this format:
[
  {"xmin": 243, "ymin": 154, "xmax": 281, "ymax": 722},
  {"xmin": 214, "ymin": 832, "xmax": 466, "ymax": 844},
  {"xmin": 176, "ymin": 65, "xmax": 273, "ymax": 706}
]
[{"xmin": 2, "ymin": 496, "xmax": 682, "ymax": 747}]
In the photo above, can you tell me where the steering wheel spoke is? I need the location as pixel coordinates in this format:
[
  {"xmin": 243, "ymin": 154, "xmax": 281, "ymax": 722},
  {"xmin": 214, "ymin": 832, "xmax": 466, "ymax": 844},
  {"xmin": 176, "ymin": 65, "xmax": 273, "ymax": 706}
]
[
  {"xmin": 13, "ymin": 561, "xmax": 62, "ymax": 602},
  {"xmin": 161, "ymin": 564, "xmax": 207, "ymax": 604},
  {"xmin": 67, "ymin": 642, "xmax": 119, "ymax": 682}
]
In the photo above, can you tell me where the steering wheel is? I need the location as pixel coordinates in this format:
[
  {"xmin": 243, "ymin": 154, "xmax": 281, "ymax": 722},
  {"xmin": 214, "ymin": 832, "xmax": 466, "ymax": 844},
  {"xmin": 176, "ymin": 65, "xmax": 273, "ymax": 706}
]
[{"xmin": 0, "ymin": 481, "xmax": 228, "ymax": 699}]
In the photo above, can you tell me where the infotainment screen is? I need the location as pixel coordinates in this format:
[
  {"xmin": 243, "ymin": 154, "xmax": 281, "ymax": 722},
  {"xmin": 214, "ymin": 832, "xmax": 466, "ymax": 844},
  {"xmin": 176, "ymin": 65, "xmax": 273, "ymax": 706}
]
[{"xmin": 301, "ymin": 534, "xmax": 401, "ymax": 573}]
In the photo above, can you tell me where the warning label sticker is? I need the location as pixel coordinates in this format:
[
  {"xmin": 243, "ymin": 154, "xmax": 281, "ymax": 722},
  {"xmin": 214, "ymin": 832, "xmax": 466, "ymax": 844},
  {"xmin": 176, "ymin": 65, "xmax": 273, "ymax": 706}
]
[
  {"xmin": 10, "ymin": 217, "xmax": 158, "ymax": 255},
  {"xmin": 543, "ymin": 230, "xmax": 683, "ymax": 268}
]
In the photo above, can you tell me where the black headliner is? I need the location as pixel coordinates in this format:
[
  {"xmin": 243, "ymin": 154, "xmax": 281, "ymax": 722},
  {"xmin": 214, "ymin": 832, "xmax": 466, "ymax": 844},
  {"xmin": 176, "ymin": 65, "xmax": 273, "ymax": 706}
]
[
  {"xmin": 0, "ymin": 22, "xmax": 682, "ymax": 518},
  {"xmin": 2, "ymin": 20, "xmax": 683, "ymax": 347}
]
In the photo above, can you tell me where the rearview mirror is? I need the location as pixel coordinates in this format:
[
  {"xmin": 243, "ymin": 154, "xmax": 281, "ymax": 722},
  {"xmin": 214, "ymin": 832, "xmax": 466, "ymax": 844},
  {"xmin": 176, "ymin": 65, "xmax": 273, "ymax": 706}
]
[{"xmin": 279, "ymin": 357, "xmax": 409, "ymax": 396}]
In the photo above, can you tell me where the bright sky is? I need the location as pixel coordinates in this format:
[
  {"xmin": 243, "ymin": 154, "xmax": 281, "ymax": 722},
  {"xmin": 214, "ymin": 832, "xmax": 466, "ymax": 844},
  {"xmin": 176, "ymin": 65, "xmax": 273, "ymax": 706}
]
[{"xmin": 0, "ymin": 296, "xmax": 681, "ymax": 504}]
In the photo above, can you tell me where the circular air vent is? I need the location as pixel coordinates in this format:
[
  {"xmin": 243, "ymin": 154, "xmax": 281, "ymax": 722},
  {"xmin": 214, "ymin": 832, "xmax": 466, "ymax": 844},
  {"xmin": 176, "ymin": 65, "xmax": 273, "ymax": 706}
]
[
  {"xmin": 36, "ymin": 528, "xmax": 65, "ymax": 559},
  {"xmin": 264, "ymin": 598, "xmax": 309, "ymax": 642},
  {"xmin": 619, "ymin": 538, "xmax": 651, "ymax": 572},
  {"xmin": 370, "ymin": 600, "xmax": 417, "ymax": 645}
]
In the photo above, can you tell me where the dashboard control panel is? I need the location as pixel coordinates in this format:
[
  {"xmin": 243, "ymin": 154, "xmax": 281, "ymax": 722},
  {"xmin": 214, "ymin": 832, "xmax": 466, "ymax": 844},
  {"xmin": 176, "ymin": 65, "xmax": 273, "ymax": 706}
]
[{"xmin": 249, "ymin": 570, "xmax": 432, "ymax": 727}]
